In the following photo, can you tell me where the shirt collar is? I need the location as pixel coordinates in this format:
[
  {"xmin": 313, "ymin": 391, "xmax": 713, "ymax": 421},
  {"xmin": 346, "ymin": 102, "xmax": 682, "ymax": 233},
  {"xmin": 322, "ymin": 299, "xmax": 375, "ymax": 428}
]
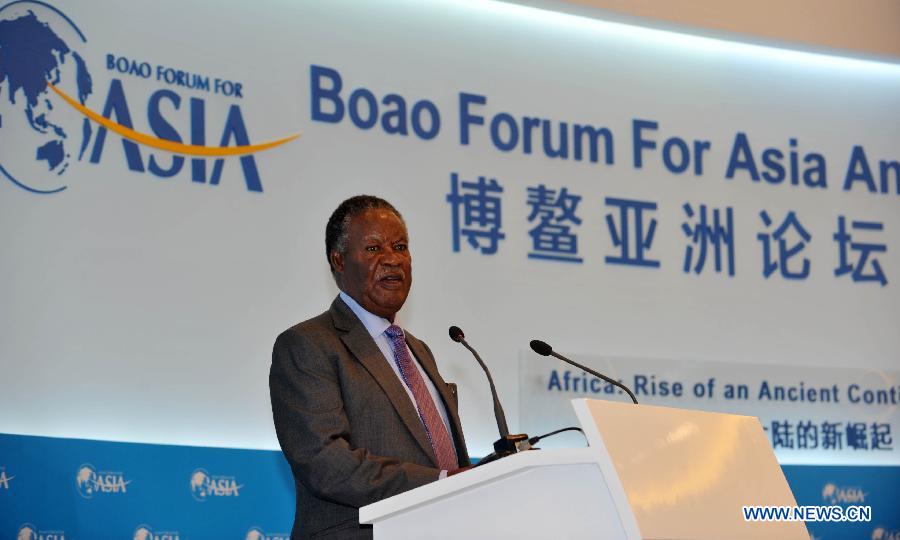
[{"xmin": 339, "ymin": 291, "xmax": 394, "ymax": 339}]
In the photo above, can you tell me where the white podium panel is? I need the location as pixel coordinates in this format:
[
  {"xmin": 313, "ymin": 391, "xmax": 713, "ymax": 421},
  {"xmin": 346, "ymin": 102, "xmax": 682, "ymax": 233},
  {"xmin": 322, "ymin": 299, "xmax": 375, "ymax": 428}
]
[
  {"xmin": 360, "ymin": 448, "xmax": 636, "ymax": 540},
  {"xmin": 574, "ymin": 399, "xmax": 808, "ymax": 540}
]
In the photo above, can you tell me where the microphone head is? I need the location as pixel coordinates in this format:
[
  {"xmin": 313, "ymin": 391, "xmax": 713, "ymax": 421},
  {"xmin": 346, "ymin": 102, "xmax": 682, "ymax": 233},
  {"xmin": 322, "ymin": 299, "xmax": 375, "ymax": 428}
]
[
  {"xmin": 448, "ymin": 325, "xmax": 465, "ymax": 342},
  {"xmin": 530, "ymin": 340, "xmax": 553, "ymax": 356}
]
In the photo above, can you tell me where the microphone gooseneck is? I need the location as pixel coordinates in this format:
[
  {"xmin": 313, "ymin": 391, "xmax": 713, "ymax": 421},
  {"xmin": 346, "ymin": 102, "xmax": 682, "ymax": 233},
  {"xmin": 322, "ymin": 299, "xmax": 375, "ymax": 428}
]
[
  {"xmin": 531, "ymin": 338, "xmax": 639, "ymax": 405},
  {"xmin": 449, "ymin": 325, "xmax": 528, "ymax": 465},
  {"xmin": 450, "ymin": 326, "xmax": 509, "ymax": 437}
]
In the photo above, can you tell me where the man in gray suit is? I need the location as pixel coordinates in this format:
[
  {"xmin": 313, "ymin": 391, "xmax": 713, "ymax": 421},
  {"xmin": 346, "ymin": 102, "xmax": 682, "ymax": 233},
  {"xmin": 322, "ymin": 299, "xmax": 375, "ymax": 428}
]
[{"xmin": 270, "ymin": 195, "xmax": 470, "ymax": 539}]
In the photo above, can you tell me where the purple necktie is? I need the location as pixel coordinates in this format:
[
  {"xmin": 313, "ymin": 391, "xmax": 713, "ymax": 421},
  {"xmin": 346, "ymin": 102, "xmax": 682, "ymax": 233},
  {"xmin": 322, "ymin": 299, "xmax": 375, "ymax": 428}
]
[{"xmin": 384, "ymin": 325, "xmax": 458, "ymax": 470}]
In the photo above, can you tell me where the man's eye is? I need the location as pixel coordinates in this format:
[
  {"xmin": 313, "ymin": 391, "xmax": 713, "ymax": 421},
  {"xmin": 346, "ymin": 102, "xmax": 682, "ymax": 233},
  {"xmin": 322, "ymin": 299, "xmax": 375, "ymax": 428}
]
[
  {"xmin": 366, "ymin": 246, "xmax": 379, "ymax": 252},
  {"xmin": 394, "ymin": 244, "xmax": 407, "ymax": 251}
]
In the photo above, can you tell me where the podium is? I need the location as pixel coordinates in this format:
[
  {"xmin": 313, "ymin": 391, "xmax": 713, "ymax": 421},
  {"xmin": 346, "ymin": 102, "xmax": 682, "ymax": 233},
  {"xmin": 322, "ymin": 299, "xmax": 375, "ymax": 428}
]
[{"xmin": 359, "ymin": 399, "xmax": 808, "ymax": 539}]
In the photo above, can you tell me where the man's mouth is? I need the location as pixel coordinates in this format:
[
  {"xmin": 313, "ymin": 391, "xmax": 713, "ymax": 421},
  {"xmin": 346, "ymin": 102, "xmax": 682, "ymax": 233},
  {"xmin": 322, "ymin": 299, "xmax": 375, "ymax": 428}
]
[{"xmin": 378, "ymin": 273, "xmax": 405, "ymax": 285}]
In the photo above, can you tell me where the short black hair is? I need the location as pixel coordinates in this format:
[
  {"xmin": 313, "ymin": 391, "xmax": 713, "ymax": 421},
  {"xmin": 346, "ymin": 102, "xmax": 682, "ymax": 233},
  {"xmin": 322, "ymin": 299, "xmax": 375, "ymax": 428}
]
[{"xmin": 325, "ymin": 195, "xmax": 404, "ymax": 273}]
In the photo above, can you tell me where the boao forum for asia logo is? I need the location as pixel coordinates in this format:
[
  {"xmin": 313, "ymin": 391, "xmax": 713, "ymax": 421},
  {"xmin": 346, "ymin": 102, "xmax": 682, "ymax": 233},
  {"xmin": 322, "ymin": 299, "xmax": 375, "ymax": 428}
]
[
  {"xmin": 873, "ymin": 527, "xmax": 900, "ymax": 540},
  {"xmin": 189, "ymin": 467, "xmax": 242, "ymax": 501},
  {"xmin": 821, "ymin": 481, "xmax": 867, "ymax": 505},
  {"xmin": 0, "ymin": 1, "xmax": 298, "ymax": 195},
  {"xmin": 134, "ymin": 524, "xmax": 180, "ymax": 540},
  {"xmin": 75, "ymin": 463, "xmax": 131, "ymax": 498},
  {"xmin": 17, "ymin": 523, "xmax": 65, "ymax": 540},
  {"xmin": 245, "ymin": 527, "xmax": 289, "ymax": 540}
]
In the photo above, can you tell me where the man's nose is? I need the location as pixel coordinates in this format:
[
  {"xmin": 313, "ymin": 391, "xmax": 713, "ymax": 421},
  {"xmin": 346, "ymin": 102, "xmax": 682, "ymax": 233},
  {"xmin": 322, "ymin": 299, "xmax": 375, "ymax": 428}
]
[{"xmin": 380, "ymin": 248, "xmax": 403, "ymax": 265}]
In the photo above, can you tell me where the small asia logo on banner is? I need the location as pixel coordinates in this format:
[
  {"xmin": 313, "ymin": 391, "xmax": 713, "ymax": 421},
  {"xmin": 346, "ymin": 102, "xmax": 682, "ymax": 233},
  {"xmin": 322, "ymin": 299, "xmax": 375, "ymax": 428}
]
[
  {"xmin": 873, "ymin": 527, "xmax": 900, "ymax": 540},
  {"xmin": 74, "ymin": 463, "xmax": 131, "ymax": 499},
  {"xmin": 134, "ymin": 524, "xmax": 180, "ymax": 540},
  {"xmin": 189, "ymin": 468, "xmax": 242, "ymax": 501},
  {"xmin": 821, "ymin": 482, "xmax": 867, "ymax": 505},
  {"xmin": 17, "ymin": 523, "xmax": 65, "ymax": 540},
  {"xmin": 245, "ymin": 527, "xmax": 289, "ymax": 540}
]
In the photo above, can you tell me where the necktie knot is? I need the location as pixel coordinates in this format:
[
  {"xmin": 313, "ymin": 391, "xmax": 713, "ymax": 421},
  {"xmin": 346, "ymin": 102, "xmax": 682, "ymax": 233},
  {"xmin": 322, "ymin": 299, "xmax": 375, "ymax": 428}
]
[{"xmin": 385, "ymin": 324, "xmax": 404, "ymax": 341}]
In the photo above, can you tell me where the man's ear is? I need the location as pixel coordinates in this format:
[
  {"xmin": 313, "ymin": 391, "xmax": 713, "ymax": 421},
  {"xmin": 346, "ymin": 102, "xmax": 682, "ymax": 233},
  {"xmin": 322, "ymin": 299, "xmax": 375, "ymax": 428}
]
[{"xmin": 330, "ymin": 250, "xmax": 344, "ymax": 274}]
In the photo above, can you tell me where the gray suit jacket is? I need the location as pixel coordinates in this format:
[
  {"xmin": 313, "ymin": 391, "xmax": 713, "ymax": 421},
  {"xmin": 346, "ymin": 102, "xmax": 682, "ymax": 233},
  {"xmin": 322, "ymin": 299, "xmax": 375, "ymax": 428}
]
[{"xmin": 270, "ymin": 296, "xmax": 470, "ymax": 539}]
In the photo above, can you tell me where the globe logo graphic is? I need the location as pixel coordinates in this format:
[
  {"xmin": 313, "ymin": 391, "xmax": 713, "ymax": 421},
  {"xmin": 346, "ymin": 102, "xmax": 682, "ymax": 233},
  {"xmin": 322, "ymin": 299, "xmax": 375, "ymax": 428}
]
[
  {"xmin": 75, "ymin": 463, "xmax": 97, "ymax": 498},
  {"xmin": 189, "ymin": 468, "xmax": 210, "ymax": 501},
  {"xmin": 0, "ymin": 0, "xmax": 93, "ymax": 194},
  {"xmin": 133, "ymin": 525, "xmax": 153, "ymax": 540},
  {"xmin": 245, "ymin": 528, "xmax": 265, "ymax": 540},
  {"xmin": 17, "ymin": 524, "xmax": 37, "ymax": 540}
]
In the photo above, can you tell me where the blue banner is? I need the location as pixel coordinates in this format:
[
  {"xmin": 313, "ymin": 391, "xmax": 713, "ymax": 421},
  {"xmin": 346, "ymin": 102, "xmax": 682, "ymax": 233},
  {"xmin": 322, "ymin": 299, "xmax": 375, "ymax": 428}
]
[
  {"xmin": 2, "ymin": 434, "xmax": 898, "ymax": 539},
  {"xmin": 0, "ymin": 434, "xmax": 293, "ymax": 539}
]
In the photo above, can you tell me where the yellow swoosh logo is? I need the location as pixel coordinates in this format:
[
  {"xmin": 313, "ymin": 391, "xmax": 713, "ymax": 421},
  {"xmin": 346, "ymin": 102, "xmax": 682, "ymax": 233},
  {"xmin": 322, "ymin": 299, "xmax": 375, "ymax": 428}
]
[{"xmin": 48, "ymin": 83, "xmax": 300, "ymax": 157}]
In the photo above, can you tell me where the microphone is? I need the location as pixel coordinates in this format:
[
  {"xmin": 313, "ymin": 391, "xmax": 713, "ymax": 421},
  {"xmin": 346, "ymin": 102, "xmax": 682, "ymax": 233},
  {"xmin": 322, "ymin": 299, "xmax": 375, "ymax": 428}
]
[
  {"xmin": 530, "ymin": 339, "xmax": 639, "ymax": 405},
  {"xmin": 449, "ymin": 326, "xmax": 527, "ymax": 462},
  {"xmin": 448, "ymin": 325, "xmax": 465, "ymax": 344}
]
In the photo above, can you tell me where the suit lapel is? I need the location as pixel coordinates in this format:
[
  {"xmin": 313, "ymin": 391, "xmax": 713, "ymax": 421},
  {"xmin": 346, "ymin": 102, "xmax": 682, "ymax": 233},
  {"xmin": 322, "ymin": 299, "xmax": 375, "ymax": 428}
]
[{"xmin": 330, "ymin": 297, "xmax": 437, "ymax": 465}]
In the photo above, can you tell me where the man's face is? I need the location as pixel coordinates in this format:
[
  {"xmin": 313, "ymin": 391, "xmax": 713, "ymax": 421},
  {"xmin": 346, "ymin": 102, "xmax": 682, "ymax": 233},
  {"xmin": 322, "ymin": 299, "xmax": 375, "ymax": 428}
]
[{"xmin": 332, "ymin": 208, "xmax": 412, "ymax": 320}]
